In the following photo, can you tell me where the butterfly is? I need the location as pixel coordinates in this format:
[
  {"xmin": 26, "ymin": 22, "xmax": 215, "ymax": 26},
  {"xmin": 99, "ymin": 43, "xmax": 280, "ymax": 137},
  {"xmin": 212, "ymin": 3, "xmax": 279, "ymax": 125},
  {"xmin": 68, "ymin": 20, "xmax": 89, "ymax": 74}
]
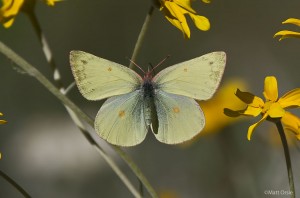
[{"xmin": 70, "ymin": 51, "xmax": 226, "ymax": 146}]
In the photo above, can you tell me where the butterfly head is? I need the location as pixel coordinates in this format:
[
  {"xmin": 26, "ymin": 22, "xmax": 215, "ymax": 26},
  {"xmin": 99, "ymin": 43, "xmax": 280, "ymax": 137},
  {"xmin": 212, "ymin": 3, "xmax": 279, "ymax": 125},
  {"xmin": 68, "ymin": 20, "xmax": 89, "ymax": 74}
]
[{"xmin": 128, "ymin": 55, "xmax": 171, "ymax": 81}]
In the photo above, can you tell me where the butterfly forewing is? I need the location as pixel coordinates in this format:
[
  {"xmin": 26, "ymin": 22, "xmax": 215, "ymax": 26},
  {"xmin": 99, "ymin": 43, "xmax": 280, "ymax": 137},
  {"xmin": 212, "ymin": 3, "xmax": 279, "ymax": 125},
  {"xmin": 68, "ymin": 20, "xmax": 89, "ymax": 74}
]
[
  {"xmin": 153, "ymin": 51, "xmax": 226, "ymax": 100},
  {"xmin": 95, "ymin": 90, "xmax": 148, "ymax": 146},
  {"xmin": 70, "ymin": 51, "xmax": 142, "ymax": 101}
]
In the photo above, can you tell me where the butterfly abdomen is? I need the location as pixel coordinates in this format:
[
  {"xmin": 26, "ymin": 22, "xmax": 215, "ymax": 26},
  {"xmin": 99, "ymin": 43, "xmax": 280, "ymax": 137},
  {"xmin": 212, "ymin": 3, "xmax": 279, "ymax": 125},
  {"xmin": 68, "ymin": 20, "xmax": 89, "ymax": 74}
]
[{"xmin": 142, "ymin": 79, "xmax": 156, "ymax": 129}]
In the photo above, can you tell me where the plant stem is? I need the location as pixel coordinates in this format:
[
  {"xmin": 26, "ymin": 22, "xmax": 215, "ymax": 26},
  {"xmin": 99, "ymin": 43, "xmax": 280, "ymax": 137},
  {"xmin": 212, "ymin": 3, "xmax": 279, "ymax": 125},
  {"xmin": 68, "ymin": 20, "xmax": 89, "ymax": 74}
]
[
  {"xmin": 276, "ymin": 121, "xmax": 295, "ymax": 198},
  {"xmin": 26, "ymin": 11, "xmax": 64, "ymax": 89},
  {"xmin": 113, "ymin": 146, "xmax": 158, "ymax": 197},
  {"xmin": 129, "ymin": 6, "xmax": 155, "ymax": 69},
  {"xmin": 0, "ymin": 41, "xmax": 158, "ymax": 198},
  {"xmin": 0, "ymin": 170, "xmax": 31, "ymax": 198}
]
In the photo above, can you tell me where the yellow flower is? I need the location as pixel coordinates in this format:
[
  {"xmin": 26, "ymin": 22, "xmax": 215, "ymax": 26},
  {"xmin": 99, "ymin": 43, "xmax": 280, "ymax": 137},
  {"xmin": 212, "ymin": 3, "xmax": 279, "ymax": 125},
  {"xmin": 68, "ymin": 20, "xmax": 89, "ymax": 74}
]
[
  {"xmin": 225, "ymin": 76, "xmax": 300, "ymax": 140},
  {"xmin": 0, "ymin": 112, "xmax": 6, "ymax": 124},
  {"xmin": 159, "ymin": 0, "xmax": 210, "ymax": 38},
  {"xmin": 274, "ymin": 18, "xmax": 300, "ymax": 40},
  {"xmin": 0, "ymin": 0, "xmax": 61, "ymax": 28}
]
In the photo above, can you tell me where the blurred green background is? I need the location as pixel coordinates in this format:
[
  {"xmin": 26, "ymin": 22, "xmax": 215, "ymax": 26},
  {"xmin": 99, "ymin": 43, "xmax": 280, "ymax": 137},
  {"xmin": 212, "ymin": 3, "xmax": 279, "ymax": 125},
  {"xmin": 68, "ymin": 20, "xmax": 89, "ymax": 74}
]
[{"xmin": 0, "ymin": 0, "xmax": 300, "ymax": 197}]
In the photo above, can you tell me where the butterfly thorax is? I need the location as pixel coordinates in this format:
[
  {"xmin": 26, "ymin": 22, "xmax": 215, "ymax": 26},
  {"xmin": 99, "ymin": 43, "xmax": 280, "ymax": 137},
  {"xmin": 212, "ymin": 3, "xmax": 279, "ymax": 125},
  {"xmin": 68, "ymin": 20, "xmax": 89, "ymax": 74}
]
[{"xmin": 142, "ymin": 78, "xmax": 154, "ymax": 97}]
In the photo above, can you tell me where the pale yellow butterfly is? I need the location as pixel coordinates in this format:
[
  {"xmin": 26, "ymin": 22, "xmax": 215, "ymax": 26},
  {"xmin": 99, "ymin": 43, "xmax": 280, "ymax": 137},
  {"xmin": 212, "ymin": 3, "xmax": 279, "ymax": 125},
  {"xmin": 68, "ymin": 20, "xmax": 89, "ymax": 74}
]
[{"xmin": 70, "ymin": 51, "xmax": 226, "ymax": 146}]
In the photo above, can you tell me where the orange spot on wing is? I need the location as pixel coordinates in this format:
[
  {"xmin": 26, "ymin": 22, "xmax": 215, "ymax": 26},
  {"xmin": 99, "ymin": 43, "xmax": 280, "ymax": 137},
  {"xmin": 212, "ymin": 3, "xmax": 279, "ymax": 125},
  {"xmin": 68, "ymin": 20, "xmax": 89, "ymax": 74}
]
[
  {"xmin": 118, "ymin": 110, "xmax": 125, "ymax": 118},
  {"xmin": 108, "ymin": 67, "xmax": 112, "ymax": 71},
  {"xmin": 173, "ymin": 107, "xmax": 180, "ymax": 113},
  {"xmin": 183, "ymin": 68, "xmax": 188, "ymax": 72}
]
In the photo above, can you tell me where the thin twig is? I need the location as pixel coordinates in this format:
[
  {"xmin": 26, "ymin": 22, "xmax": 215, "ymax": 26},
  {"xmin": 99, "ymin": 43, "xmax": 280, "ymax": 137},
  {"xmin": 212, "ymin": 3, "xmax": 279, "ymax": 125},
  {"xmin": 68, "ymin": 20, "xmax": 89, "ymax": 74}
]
[
  {"xmin": 113, "ymin": 146, "xmax": 158, "ymax": 197},
  {"xmin": 0, "ymin": 41, "xmax": 158, "ymax": 198},
  {"xmin": 26, "ymin": 11, "xmax": 64, "ymax": 90},
  {"xmin": 0, "ymin": 170, "xmax": 31, "ymax": 198},
  {"xmin": 129, "ymin": 6, "xmax": 155, "ymax": 69},
  {"xmin": 276, "ymin": 121, "xmax": 295, "ymax": 198}
]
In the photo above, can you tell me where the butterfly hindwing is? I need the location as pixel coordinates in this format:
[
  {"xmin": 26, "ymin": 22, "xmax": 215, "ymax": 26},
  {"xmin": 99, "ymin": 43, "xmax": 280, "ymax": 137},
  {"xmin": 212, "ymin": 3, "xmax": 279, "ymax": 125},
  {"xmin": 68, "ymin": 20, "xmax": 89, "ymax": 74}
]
[
  {"xmin": 70, "ymin": 51, "xmax": 142, "ymax": 101},
  {"xmin": 95, "ymin": 90, "xmax": 148, "ymax": 146},
  {"xmin": 153, "ymin": 90, "xmax": 205, "ymax": 144},
  {"xmin": 153, "ymin": 51, "xmax": 226, "ymax": 100}
]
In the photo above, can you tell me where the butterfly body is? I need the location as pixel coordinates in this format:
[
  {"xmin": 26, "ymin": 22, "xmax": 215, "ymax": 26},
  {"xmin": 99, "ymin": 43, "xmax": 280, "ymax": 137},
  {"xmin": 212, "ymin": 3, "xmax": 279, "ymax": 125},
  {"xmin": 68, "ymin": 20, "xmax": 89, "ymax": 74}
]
[
  {"xmin": 141, "ymin": 75, "xmax": 155, "ymax": 128},
  {"xmin": 70, "ymin": 51, "xmax": 226, "ymax": 146}
]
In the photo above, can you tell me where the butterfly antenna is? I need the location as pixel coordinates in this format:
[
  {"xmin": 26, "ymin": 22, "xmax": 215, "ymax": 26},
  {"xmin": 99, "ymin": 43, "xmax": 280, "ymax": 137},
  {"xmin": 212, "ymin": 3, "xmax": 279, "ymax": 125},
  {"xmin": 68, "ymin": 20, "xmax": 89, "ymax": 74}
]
[
  {"xmin": 127, "ymin": 57, "xmax": 145, "ymax": 74},
  {"xmin": 150, "ymin": 55, "xmax": 171, "ymax": 73}
]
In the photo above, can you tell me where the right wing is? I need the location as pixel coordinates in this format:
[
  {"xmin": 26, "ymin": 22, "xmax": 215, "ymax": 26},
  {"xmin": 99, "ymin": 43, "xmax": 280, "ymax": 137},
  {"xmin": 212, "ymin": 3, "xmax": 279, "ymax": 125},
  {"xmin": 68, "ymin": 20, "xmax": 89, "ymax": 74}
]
[
  {"xmin": 153, "ymin": 90, "xmax": 205, "ymax": 144},
  {"xmin": 153, "ymin": 52, "xmax": 226, "ymax": 100},
  {"xmin": 70, "ymin": 51, "xmax": 142, "ymax": 100},
  {"xmin": 95, "ymin": 90, "xmax": 148, "ymax": 146}
]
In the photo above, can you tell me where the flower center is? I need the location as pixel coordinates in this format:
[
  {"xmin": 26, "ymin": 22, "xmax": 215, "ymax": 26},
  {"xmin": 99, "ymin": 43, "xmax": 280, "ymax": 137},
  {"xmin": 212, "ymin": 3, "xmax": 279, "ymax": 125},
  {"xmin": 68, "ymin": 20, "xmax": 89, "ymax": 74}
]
[{"xmin": 262, "ymin": 101, "xmax": 285, "ymax": 118}]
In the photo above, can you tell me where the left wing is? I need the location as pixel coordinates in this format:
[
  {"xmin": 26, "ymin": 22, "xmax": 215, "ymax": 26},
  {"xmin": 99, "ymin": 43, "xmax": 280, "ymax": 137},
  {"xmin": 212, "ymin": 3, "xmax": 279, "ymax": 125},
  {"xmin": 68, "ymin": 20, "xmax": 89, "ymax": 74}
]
[
  {"xmin": 70, "ymin": 51, "xmax": 142, "ymax": 101},
  {"xmin": 153, "ymin": 52, "xmax": 226, "ymax": 100},
  {"xmin": 153, "ymin": 90, "xmax": 205, "ymax": 144},
  {"xmin": 95, "ymin": 90, "xmax": 148, "ymax": 146}
]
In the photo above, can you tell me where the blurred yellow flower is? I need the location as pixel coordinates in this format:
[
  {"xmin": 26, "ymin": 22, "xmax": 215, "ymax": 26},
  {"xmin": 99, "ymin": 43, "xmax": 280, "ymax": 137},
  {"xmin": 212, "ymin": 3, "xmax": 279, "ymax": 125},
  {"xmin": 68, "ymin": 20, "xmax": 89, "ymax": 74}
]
[
  {"xmin": 274, "ymin": 18, "xmax": 300, "ymax": 41},
  {"xmin": 225, "ymin": 76, "xmax": 300, "ymax": 141},
  {"xmin": 181, "ymin": 79, "xmax": 248, "ymax": 147},
  {"xmin": 159, "ymin": 190, "xmax": 179, "ymax": 198},
  {"xmin": 0, "ymin": 0, "xmax": 61, "ymax": 28},
  {"xmin": 0, "ymin": 112, "xmax": 6, "ymax": 124},
  {"xmin": 199, "ymin": 79, "xmax": 247, "ymax": 135},
  {"xmin": 159, "ymin": 0, "xmax": 210, "ymax": 38}
]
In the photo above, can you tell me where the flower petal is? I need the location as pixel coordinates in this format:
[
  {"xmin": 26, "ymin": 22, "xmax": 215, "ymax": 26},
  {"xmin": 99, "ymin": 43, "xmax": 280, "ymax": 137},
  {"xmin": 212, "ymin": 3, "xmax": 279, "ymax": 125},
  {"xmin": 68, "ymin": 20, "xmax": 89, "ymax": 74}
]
[
  {"xmin": 0, "ymin": 0, "xmax": 24, "ymax": 28},
  {"xmin": 44, "ymin": 0, "xmax": 62, "ymax": 6},
  {"xmin": 188, "ymin": 14, "xmax": 210, "ymax": 31},
  {"xmin": 164, "ymin": 14, "xmax": 190, "ymax": 38},
  {"xmin": 278, "ymin": 88, "xmax": 300, "ymax": 108},
  {"xmin": 274, "ymin": 30, "xmax": 300, "ymax": 41},
  {"xmin": 263, "ymin": 76, "xmax": 278, "ymax": 101},
  {"xmin": 247, "ymin": 113, "xmax": 268, "ymax": 140},
  {"xmin": 0, "ymin": 112, "xmax": 7, "ymax": 124},
  {"xmin": 164, "ymin": 1, "xmax": 186, "ymax": 21},
  {"xmin": 0, "ymin": 0, "xmax": 24, "ymax": 17},
  {"xmin": 224, "ymin": 105, "xmax": 262, "ymax": 117},
  {"xmin": 3, "ymin": 18, "xmax": 15, "ymax": 28},
  {"xmin": 282, "ymin": 18, "xmax": 300, "ymax": 26},
  {"xmin": 173, "ymin": 0, "xmax": 196, "ymax": 13},
  {"xmin": 164, "ymin": 1, "xmax": 190, "ymax": 38},
  {"xmin": 0, "ymin": 120, "xmax": 7, "ymax": 124},
  {"xmin": 239, "ymin": 106, "xmax": 262, "ymax": 117},
  {"xmin": 281, "ymin": 112, "xmax": 300, "ymax": 137},
  {"xmin": 235, "ymin": 89, "xmax": 264, "ymax": 107}
]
